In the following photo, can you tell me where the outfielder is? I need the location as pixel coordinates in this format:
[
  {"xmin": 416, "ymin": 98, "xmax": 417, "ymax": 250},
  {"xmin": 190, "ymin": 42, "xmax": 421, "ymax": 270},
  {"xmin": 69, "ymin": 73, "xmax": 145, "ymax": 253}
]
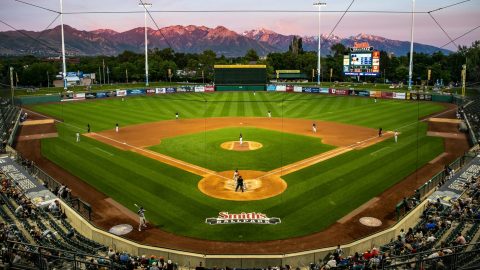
[
  {"xmin": 312, "ymin": 123, "xmax": 317, "ymax": 133},
  {"xmin": 76, "ymin": 132, "xmax": 80, "ymax": 142},
  {"xmin": 136, "ymin": 205, "xmax": 147, "ymax": 231},
  {"xmin": 115, "ymin": 123, "xmax": 119, "ymax": 133},
  {"xmin": 239, "ymin": 133, "xmax": 243, "ymax": 145},
  {"xmin": 394, "ymin": 130, "xmax": 398, "ymax": 143}
]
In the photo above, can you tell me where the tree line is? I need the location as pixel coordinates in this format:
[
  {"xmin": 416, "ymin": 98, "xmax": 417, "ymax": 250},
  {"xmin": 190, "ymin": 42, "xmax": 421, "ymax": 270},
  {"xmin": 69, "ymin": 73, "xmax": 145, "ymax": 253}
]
[{"xmin": 0, "ymin": 40, "xmax": 478, "ymax": 88}]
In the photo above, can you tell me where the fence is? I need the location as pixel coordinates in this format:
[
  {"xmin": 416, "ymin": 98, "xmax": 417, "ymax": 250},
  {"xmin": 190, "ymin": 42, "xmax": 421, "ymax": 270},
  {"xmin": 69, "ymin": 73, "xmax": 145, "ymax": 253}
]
[
  {"xmin": 2, "ymin": 241, "xmax": 121, "ymax": 270},
  {"xmin": 395, "ymin": 150, "xmax": 476, "ymax": 220}
]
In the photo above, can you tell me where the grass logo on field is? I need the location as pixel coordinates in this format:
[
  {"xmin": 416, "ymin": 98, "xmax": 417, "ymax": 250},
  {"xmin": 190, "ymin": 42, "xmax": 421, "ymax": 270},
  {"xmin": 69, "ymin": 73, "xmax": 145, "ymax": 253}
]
[{"xmin": 205, "ymin": 212, "xmax": 281, "ymax": 225}]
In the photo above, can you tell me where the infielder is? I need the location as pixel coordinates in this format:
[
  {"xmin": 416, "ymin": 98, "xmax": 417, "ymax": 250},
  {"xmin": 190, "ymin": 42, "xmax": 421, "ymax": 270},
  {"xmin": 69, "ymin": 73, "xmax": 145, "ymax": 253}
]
[
  {"xmin": 312, "ymin": 123, "xmax": 317, "ymax": 133},
  {"xmin": 76, "ymin": 132, "xmax": 80, "ymax": 142},
  {"xmin": 175, "ymin": 112, "xmax": 179, "ymax": 119},
  {"xmin": 268, "ymin": 110, "xmax": 271, "ymax": 118},
  {"xmin": 115, "ymin": 123, "xmax": 119, "ymax": 133},
  {"xmin": 378, "ymin": 127, "xmax": 383, "ymax": 137},
  {"xmin": 87, "ymin": 123, "xmax": 91, "ymax": 133},
  {"xmin": 239, "ymin": 133, "xmax": 243, "ymax": 145},
  {"xmin": 394, "ymin": 130, "xmax": 398, "ymax": 143},
  {"xmin": 136, "ymin": 205, "xmax": 147, "ymax": 231}
]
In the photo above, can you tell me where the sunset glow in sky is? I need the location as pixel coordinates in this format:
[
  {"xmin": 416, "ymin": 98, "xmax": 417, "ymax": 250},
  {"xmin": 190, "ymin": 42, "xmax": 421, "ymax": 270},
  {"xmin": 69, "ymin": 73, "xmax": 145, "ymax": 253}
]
[{"xmin": 1, "ymin": 0, "xmax": 479, "ymax": 51}]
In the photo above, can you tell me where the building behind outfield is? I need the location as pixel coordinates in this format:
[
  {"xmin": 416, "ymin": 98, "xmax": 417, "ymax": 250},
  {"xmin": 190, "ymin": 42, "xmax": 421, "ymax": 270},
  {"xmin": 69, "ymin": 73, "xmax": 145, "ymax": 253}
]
[{"xmin": 214, "ymin": 64, "xmax": 267, "ymax": 91}]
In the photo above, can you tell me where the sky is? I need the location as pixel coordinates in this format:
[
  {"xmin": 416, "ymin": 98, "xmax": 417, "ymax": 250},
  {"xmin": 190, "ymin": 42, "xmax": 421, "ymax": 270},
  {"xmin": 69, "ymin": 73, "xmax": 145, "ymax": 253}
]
[{"xmin": 1, "ymin": 0, "xmax": 479, "ymax": 51}]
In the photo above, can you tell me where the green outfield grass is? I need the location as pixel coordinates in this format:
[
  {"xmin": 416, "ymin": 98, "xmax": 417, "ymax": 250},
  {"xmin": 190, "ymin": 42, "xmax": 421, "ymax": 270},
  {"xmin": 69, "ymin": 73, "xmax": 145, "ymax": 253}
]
[
  {"xmin": 31, "ymin": 92, "xmax": 447, "ymax": 241},
  {"xmin": 149, "ymin": 127, "xmax": 335, "ymax": 172}
]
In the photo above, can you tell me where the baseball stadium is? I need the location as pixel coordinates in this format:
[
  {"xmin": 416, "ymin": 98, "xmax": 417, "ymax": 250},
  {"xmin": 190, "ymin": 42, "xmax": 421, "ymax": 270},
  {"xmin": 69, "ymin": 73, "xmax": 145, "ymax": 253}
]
[{"xmin": 1, "ymin": 1, "xmax": 480, "ymax": 270}]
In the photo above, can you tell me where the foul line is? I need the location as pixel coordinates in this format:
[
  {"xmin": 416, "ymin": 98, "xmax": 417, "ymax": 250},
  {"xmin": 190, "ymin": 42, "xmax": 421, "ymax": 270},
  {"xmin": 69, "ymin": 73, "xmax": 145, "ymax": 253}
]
[{"xmin": 93, "ymin": 147, "xmax": 114, "ymax": 156}]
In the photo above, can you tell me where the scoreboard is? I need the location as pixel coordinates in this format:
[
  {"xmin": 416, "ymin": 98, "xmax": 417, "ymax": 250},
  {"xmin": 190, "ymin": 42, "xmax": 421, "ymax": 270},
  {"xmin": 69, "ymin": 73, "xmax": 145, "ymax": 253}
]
[
  {"xmin": 343, "ymin": 42, "xmax": 380, "ymax": 77},
  {"xmin": 214, "ymin": 65, "xmax": 267, "ymax": 85}
]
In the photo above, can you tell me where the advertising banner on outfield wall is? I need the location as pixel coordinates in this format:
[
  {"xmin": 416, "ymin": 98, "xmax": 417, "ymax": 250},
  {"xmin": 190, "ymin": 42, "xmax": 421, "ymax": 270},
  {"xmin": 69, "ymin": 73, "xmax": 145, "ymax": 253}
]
[
  {"xmin": 276, "ymin": 85, "xmax": 287, "ymax": 92},
  {"xmin": 127, "ymin": 89, "xmax": 146, "ymax": 96},
  {"xmin": 319, "ymin": 88, "xmax": 329, "ymax": 94},
  {"xmin": 286, "ymin": 85, "xmax": 294, "ymax": 92},
  {"xmin": 267, "ymin": 85, "xmax": 277, "ymax": 91},
  {"xmin": 116, "ymin": 90, "xmax": 127, "ymax": 97},
  {"xmin": 85, "ymin": 93, "xmax": 96, "ymax": 99},
  {"xmin": 73, "ymin": 93, "xmax": 85, "ymax": 100},
  {"xmin": 428, "ymin": 155, "xmax": 480, "ymax": 206},
  {"xmin": 205, "ymin": 85, "xmax": 215, "ymax": 92},
  {"xmin": 410, "ymin": 93, "xmax": 431, "ymax": 100},
  {"xmin": 329, "ymin": 89, "xmax": 350, "ymax": 95},
  {"xmin": 95, "ymin": 92, "xmax": 108, "ymax": 98},
  {"xmin": 354, "ymin": 90, "xmax": 370, "ymax": 97},
  {"xmin": 166, "ymin": 87, "xmax": 176, "ymax": 93},
  {"xmin": 302, "ymin": 87, "xmax": 320, "ymax": 93},
  {"xmin": 146, "ymin": 89, "xmax": 155, "ymax": 95},
  {"xmin": 369, "ymin": 91, "xmax": 382, "ymax": 98},
  {"xmin": 294, "ymin": 86, "xmax": 303, "ymax": 92},
  {"xmin": 393, "ymin": 92, "xmax": 406, "ymax": 100},
  {"xmin": 156, "ymin": 88, "xmax": 166, "ymax": 94},
  {"xmin": 0, "ymin": 157, "xmax": 57, "ymax": 208},
  {"xmin": 381, "ymin": 92, "xmax": 394, "ymax": 99},
  {"xmin": 194, "ymin": 86, "xmax": 205, "ymax": 92}
]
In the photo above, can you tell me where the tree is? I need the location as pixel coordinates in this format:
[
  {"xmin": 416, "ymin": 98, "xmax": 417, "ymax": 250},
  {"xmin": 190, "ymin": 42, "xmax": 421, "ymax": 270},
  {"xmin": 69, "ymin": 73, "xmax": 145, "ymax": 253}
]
[{"xmin": 244, "ymin": 49, "xmax": 259, "ymax": 62}]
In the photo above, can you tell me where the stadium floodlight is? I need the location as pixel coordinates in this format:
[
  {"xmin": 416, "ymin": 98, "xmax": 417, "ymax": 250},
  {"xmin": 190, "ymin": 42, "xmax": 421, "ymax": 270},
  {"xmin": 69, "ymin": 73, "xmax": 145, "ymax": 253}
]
[
  {"xmin": 408, "ymin": 0, "xmax": 415, "ymax": 90},
  {"xmin": 60, "ymin": 0, "xmax": 67, "ymax": 90},
  {"xmin": 314, "ymin": 2, "xmax": 327, "ymax": 86},
  {"xmin": 139, "ymin": 2, "xmax": 152, "ymax": 87}
]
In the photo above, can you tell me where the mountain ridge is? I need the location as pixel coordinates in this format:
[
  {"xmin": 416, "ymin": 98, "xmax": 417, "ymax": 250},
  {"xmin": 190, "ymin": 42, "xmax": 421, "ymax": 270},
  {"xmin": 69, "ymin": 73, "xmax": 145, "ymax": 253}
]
[{"xmin": 0, "ymin": 24, "xmax": 451, "ymax": 57}]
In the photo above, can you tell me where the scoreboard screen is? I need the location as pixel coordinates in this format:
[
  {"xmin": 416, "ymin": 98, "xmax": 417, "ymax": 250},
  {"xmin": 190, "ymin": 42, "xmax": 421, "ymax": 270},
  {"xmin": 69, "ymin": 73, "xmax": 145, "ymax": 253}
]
[
  {"xmin": 344, "ymin": 50, "xmax": 380, "ymax": 76},
  {"xmin": 350, "ymin": 53, "xmax": 372, "ymax": 66},
  {"xmin": 214, "ymin": 65, "xmax": 267, "ymax": 85}
]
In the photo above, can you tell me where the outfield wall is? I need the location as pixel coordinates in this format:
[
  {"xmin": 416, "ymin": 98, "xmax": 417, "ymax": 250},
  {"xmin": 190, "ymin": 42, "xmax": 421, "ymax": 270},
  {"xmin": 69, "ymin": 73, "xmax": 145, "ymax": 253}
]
[{"xmin": 60, "ymin": 198, "xmax": 429, "ymax": 268}]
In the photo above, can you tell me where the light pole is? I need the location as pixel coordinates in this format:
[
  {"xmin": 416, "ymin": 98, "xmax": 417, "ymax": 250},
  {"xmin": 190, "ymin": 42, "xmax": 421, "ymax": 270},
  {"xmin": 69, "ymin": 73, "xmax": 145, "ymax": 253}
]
[
  {"xmin": 408, "ymin": 0, "xmax": 415, "ymax": 90},
  {"xmin": 139, "ymin": 2, "xmax": 152, "ymax": 87},
  {"xmin": 314, "ymin": 2, "xmax": 327, "ymax": 86},
  {"xmin": 60, "ymin": 0, "xmax": 67, "ymax": 90}
]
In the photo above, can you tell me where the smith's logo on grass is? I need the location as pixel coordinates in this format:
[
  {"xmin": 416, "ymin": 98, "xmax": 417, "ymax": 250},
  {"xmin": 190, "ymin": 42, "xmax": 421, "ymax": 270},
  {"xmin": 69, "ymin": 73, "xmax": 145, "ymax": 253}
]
[{"xmin": 205, "ymin": 212, "xmax": 281, "ymax": 225}]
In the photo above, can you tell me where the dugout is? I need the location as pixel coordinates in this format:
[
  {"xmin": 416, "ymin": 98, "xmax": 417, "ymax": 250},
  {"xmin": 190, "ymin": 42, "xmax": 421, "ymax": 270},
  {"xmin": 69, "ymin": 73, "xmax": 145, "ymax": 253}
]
[{"xmin": 214, "ymin": 65, "xmax": 267, "ymax": 91}]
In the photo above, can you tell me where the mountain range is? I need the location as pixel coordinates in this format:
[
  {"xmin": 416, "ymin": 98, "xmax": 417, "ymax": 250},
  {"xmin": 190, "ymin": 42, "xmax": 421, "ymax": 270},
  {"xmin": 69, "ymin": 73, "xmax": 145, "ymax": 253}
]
[{"xmin": 0, "ymin": 24, "xmax": 451, "ymax": 57}]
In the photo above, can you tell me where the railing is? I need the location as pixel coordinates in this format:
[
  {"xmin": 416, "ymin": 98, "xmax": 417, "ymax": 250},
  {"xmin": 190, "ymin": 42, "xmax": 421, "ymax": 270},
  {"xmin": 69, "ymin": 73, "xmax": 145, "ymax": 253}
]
[
  {"xmin": 395, "ymin": 150, "xmax": 476, "ymax": 220},
  {"xmin": 1, "ymin": 241, "xmax": 122, "ymax": 270},
  {"xmin": 7, "ymin": 150, "xmax": 93, "ymax": 221},
  {"xmin": 382, "ymin": 243, "xmax": 480, "ymax": 270}
]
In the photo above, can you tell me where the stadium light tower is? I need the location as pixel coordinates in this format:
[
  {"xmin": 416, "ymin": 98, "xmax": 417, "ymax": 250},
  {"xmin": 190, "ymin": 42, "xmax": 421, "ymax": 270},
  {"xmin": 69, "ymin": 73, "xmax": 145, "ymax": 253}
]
[
  {"xmin": 314, "ymin": 2, "xmax": 327, "ymax": 86},
  {"xmin": 408, "ymin": 0, "xmax": 415, "ymax": 90},
  {"xmin": 60, "ymin": 0, "xmax": 67, "ymax": 90},
  {"xmin": 139, "ymin": 2, "xmax": 152, "ymax": 87}
]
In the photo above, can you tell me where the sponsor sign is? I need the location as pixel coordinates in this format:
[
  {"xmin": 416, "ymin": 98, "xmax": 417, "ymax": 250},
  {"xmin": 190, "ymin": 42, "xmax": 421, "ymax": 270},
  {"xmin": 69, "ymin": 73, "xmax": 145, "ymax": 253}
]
[
  {"xmin": 127, "ymin": 89, "xmax": 146, "ymax": 96},
  {"xmin": 166, "ymin": 87, "xmax": 176, "ymax": 93},
  {"xmin": 354, "ymin": 90, "xmax": 370, "ymax": 97},
  {"xmin": 96, "ymin": 92, "xmax": 107, "ymax": 98},
  {"xmin": 194, "ymin": 86, "xmax": 205, "ymax": 92},
  {"xmin": 286, "ymin": 85, "xmax": 294, "ymax": 92},
  {"xmin": 369, "ymin": 91, "xmax": 382, "ymax": 98},
  {"xmin": 205, "ymin": 212, "xmax": 281, "ymax": 225},
  {"xmin": 276, "ymin": 85, "xmax": 287, "ymax": 92},
  {"xmin": 319, "ymin": 88, "xmax": 329, "ymax": 94},
  {"xmin": 428, "ymin": 155, "xmax": 480, "ymax": 206},
  {"xmin": 0, "ymin": 157, "xmax": 57, "ymax": 207},
  {"xmin": 393, "ymin": 92, "xmax": 406, "ymax": 100},
  {"xmin": 205, "ymin": 85, "xmax": 215, "ymax": 92},
  {"xmin": 155, "ymin": 88, "xmax": 166, "ymax": 94},
  {"xmin": 85, "ymin": 92, "xmax": 96, "ymax": 99},
  {"xmin": 293, "ymin": 86, "xmax": 303, "ymax": 93},
  {"xmin": 381, "ymin": 92, "xmax": 393, "ymax": 99},
  {"xmin": 146, "ymin": 89, "xmax": 155, "ymax": 95},
  {"xmin": 330, "ymin": 89, "xmax": 350, "ymax": 95},
  {"xmin": 344, "ymin": 72, "xmax": 379, "ymax": 77},
  {"xmin": 73, "ymin": 93, "xmax": 85, "ymax": 100},
  {"xmin": 267, "ymin": 85, "xmax": 277, "ymax": 91},
  {"xmin": 116, "ymin": 90, "xmax": 127, "ymax": 97},
  {"xmin": 302, "ymin": 87, "xmax": 320, "ymax": 93}
]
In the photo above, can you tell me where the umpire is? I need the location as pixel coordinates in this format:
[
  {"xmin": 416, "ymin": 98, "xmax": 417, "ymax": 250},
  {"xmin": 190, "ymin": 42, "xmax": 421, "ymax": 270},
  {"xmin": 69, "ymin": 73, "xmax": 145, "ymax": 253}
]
[{"xmin": 235, "ymin": 175, "xmax": 244, "ymax": 192}]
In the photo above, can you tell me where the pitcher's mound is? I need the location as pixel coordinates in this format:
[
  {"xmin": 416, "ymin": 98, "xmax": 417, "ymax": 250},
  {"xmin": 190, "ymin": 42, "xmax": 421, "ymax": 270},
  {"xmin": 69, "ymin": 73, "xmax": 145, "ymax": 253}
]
[
  {"xmin": 198, "ymin": 170, "xmax": 287, "ymax": 201},
  {"xmin": 220, "ymin": 141, "xmax": 263, "ymax": 151}
]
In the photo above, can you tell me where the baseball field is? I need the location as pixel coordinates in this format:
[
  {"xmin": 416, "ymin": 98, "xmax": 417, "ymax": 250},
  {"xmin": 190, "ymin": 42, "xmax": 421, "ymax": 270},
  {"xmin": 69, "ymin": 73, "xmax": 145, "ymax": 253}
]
[{"xmin": 29, "ymin": 92, "xmax": 446, "ymax": 241}]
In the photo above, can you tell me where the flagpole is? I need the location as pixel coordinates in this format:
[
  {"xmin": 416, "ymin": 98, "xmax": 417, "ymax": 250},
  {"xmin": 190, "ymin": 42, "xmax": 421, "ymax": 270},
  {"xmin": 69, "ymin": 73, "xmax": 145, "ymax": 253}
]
[{"xmin": 60, "ymin": 0, "xmax": 67, "ymax": 90}]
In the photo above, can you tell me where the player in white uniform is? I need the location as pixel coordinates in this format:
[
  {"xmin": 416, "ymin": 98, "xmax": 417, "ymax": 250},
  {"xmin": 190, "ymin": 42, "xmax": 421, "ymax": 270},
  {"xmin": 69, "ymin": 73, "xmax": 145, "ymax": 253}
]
[
  {"xmin": 239, "ymin": 133, "xmax": 243, "ymax": 145},
  {"xmin": 76, "ymin": 132, "xmax": 80, "ymax": 142},
  {"xmin": 137, "ymin": 206, "xmax": 147, "ymax": 231},
  {"xmin": 268, "ymin": 110, "xmax": 271, "ymax": 118},
  {"xmin": 233, "ymin": 169, "xmax": 239, "ymax": 186},
  {"xmin": 394, "ymin": 130, "xmax": 398, "ymax": 143},
  {"xmin": 175, "ymin": 112, "xmax": 179, "ymax": 119},
  {"xmin": 115, "ymin": 123, "xmax": 119, "ymax": 133},
  {"xmin": 312, "ymin": 123, "xmax": 317, "ymax": 133}
]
